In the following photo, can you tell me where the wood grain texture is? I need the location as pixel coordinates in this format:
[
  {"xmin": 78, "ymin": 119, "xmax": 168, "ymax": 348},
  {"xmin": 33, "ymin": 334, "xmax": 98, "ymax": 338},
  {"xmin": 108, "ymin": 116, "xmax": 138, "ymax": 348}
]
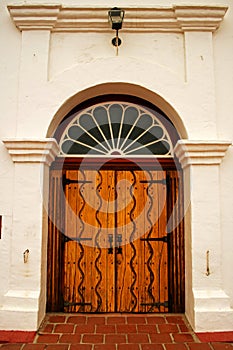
[
  {"xmin": 47, "ymin": 170, "xmax": 64, "ymax": 311},
  {"xmin": 47, "ymin": 166, "xmax": 184, "ymax": 313},
  {"xmin": 167, "ymin": 170, "xmax": 185, "ymax": 312}
]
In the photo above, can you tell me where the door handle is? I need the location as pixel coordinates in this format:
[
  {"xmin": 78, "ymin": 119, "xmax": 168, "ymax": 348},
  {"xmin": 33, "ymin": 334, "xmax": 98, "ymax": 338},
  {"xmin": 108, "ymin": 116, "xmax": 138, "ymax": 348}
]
[
  {"xmin": 108, "ymin": 234, "xmax": 122, "ymax": 254},
  {"xmin": 116, "ymin": 234, "xmax": 122, "ymax": 254},
  {"xmin": 108, "ymin": 234, "xmax": 113, "ymax": 254}
]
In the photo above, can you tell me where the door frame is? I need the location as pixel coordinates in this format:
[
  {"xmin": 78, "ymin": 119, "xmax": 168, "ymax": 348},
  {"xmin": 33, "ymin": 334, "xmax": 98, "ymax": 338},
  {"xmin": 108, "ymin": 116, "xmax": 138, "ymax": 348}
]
[{"xmin": 47, "ymin": 157, "xmax": 184, "ymax": 313}]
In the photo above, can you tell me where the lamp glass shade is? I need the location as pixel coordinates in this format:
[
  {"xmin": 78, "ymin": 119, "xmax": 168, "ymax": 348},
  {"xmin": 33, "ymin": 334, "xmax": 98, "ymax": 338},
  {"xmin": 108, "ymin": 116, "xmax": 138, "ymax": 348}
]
[{"xmin": 108, "ymin": 7, "xmax": 124, "ymax": 30}]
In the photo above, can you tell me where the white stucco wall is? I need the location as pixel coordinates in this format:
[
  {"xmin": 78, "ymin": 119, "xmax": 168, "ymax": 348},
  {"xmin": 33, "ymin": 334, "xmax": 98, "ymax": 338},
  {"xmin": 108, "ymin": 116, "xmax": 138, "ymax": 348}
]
[{"xmin": 0, "ymin": 0, "xmax": 233, "ymax": 332}]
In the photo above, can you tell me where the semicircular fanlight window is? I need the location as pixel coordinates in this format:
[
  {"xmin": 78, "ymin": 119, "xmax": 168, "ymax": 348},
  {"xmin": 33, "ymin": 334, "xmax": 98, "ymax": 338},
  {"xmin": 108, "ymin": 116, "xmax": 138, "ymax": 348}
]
[{"xmin": 59, "ymin": 102, "xmax": 174, "ymax": 157}]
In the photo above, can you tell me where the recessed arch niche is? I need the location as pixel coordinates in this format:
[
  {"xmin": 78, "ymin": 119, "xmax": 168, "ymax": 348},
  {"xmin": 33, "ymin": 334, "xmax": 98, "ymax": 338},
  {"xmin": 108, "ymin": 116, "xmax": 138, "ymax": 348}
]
[
  {"xmin": 47, "ymin": 83, "xmax": 188, "ymax": 141},
  {"xmin": 47, "ymin": 85, "xmax": 185, "ymax": 314}
]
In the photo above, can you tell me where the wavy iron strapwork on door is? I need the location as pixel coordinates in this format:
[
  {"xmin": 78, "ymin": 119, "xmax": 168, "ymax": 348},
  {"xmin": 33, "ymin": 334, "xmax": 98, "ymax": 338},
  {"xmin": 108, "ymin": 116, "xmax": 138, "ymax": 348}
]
[{"xmin": 59, "ymin": 102, "xmax": 173, "ymax": 157}]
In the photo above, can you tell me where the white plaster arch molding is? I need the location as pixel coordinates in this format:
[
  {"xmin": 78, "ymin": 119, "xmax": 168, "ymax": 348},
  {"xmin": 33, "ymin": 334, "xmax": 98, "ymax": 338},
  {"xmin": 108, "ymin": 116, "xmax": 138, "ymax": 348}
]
[
  {"xmin": 45, "ymin": 59, "xmax": 188, "ymax": 137},
  {"xmin": 41, "ymin": 52, "xmax": 216, "ymax": 141},
  {"xmin": 47, "ymin": 81, "xmax": 188, "ymax": 141},
  {"xmin": 15, "ymin": 55, "xmax": 190, "ymax": 140}
]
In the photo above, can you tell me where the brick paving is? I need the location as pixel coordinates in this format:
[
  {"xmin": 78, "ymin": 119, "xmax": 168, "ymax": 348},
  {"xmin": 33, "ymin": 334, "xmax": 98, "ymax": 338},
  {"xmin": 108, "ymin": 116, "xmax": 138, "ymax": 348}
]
[{"xmin": 0, "ymin": 313, "xmax": 232, "ymax": 349}]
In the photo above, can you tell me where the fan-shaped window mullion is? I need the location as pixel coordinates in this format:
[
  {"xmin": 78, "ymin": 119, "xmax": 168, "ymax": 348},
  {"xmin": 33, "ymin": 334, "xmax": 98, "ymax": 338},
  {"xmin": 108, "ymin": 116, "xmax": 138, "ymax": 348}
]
[
  {"xmin": 90, "ymin": 112, "xmax": 112, "ymax": 151},
  {"xmin": 76, "ymin": 123, "xmax": 110, "ymax": 153},
  {"xmin": 59, "ymin": 101, "xmax": 174, "ymax": 157},
  {"xmin": 116, "ymin": 108, "xmax": 125, "ymax": 149},
  {"xmin": 119, "ymin": 111, "xmax": 141, "ymax": 151},
  {"xmin": 69, "ymin": 139, "xmax": 107, "ymax": 154},
  {"xmin": 123, "ymin": 123, "xmax": 159, "ymax": 153},
  {"xmin": 125, "ymin": 138, "xmax": 167, "ymax": 155},
  {"xmin": 92, "ymin": 106, "xmax": 112, "ymax": 150},
  {"xmin": 107, "ymin": 107, "xmax": 116, "ymax": 149}
]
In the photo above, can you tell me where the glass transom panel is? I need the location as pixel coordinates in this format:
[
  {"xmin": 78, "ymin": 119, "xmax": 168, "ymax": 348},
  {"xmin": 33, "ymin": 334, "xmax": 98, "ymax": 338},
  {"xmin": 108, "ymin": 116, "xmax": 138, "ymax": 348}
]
[{"xmin": 59, "ymin": 102, "xmax": 173, "ymax": 157}]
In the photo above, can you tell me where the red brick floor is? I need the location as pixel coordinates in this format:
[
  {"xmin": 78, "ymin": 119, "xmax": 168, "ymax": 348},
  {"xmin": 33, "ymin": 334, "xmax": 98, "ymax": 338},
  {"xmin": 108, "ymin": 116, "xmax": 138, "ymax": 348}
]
[{"xmin": 0, "ymin": 313, "xmax": 232, "ymax": 349}]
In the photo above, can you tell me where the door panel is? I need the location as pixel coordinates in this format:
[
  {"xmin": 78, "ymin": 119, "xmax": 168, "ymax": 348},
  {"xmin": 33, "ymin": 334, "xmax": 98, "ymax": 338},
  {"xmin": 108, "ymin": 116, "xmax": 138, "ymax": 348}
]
[
  {"xmin": 63, "ymin": 170, "xmax": 115, "ymax": 312},
  {"xmin": 115, "ymin": 170, "xmax": 137, "ymax": 312},
  {"xmin": 62, "ymin": 168, "xmax": 169, "ymax": 312},
  {"xmin": 116, "ymin": 170, "xmax": 168, "ymax": 312},
  {"xmin": 47, "ymin": 164, "xmax": 184, "ymax": 313}
]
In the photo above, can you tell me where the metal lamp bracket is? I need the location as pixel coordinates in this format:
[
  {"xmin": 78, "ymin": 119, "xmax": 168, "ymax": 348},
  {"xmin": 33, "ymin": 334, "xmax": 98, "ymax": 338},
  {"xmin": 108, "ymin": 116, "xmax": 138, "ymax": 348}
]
[{"xmin": 108, "ymin": 7, "xmax": 124, "ymax": 56}]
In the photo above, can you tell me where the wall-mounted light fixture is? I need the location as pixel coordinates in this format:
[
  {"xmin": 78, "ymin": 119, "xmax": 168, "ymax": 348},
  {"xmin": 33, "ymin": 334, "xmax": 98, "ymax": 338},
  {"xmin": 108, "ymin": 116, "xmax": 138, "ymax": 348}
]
[{"xmin": 108, "ymin": 7, "xmax": 125, "ymax": 55}]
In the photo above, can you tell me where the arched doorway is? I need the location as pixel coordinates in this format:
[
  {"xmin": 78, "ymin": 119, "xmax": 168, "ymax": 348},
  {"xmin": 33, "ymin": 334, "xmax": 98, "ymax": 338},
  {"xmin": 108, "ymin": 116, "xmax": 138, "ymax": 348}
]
[{"xmin": 47, "ymin": 96, "xmax": 184, "ymax": 313}]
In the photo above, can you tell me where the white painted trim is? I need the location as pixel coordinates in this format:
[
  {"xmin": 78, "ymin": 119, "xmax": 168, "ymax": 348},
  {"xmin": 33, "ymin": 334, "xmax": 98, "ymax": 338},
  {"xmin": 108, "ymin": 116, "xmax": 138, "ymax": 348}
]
[
  {"xmin": 7, "ymin": 4, "xmax": 228, "ymax": 33},
  {"xmin": 174, "ymin": 140, "xmax": 232, "ymax": 168},
  {"xmin": 193, "ymin": 289, "xmax": 233, "ymax": 332},
  {"xmin": 3, "ymin": 138, "xmax": 60, "ymax": 165},
  {"xmin": 175, "ymin": 139, "xmax": 233, "ymax": 332}
]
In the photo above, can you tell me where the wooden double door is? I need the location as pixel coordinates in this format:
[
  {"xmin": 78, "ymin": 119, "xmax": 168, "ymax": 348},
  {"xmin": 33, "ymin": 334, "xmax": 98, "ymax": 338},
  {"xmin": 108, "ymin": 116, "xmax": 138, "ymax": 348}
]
[{"xmin": 47, "ymin": 164, "xmax": 184, "ymax": 313}]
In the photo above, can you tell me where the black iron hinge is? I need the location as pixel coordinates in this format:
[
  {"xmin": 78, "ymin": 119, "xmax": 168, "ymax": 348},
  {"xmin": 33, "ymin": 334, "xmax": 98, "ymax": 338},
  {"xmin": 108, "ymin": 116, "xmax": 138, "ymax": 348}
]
[
  {"xmin": 141, "ymin": 301, "xmax": 169, "ymax": 308},
  {"xmin": 140, "ymin": 235, "xmax": 168, "ymax": 243},
  {"xmin": 64, "ymin": 301, "xmax": 91, "ymax": 307},
  {"xmin": 63, "ymin": 175, "xmax": 92, "ymax": 186},
  {"xmin": 140, "ymin": 179, "xmax": 166, "ymax": 185},
  {"xmin": 62, "ymin": 234, "xmax": 92, "ymax": 243}
]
